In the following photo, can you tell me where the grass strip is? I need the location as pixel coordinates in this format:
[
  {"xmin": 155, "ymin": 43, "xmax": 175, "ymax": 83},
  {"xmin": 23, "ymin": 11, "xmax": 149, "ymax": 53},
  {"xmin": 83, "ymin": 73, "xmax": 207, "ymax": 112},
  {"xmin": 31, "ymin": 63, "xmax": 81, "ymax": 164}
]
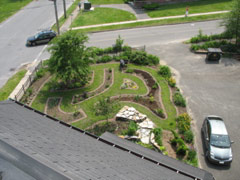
[
  {"xmin": 74, "ymin": 13, "xmax": 227, "ymax": 33},
  {"xmin": 52, "ymin": 0, "xmax": 80, "ymax": 31},
  {"xmin": 89, "ymin": 0, "xmax": 124, "ymax": 5},
  {"xmin": 146, "ymin": 0, "xmax": 232, "ymax": 18},
  {"xmin": 71, "ymin": 7, "xmax": 136, "ymax": 27},
  {"xmin": 0, "ymin": 69, "xmax": 27, "ymax": 101},
  {"xmin": 0, "ymin": 0, "xmax": 31, "ymax": 23}
]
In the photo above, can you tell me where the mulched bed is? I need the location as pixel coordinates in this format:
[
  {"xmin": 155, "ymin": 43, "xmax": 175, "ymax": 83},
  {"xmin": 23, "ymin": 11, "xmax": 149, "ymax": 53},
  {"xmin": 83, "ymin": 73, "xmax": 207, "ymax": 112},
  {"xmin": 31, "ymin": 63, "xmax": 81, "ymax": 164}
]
[
  {"xmin": 46, "ymin": 98, "xmax": 83, "ymax": 123},
  {"xmin": 21, "ymin": 72, "xmax": 51, "ymax": 105},
  {"xmin": 171, "ymin": 87, "xmax": 187, "ymax": 115},
  {"xmin": 72, "ymin": 68, "xmax": 113, "ymax": 104}
]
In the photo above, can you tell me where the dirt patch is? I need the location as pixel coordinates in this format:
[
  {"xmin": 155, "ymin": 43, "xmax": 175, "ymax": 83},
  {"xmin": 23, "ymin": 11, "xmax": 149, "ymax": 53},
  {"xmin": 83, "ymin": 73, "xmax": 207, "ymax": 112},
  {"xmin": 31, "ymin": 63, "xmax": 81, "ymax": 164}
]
[{"xmin": 162, "ymin": 130, "xmax": 176, "ymax": 159}]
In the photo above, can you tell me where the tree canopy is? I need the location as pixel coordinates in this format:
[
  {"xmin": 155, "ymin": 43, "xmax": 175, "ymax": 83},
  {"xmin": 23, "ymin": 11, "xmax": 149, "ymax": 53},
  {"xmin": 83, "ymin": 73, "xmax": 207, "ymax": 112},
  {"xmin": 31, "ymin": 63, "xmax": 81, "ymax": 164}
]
[
  {"xmin": 222, "ymin": 0, "xmax": 240, "ymax": 46},
  {"xmin": 48, "ymin": 31, "xmax": 91, "ymax": 88}
]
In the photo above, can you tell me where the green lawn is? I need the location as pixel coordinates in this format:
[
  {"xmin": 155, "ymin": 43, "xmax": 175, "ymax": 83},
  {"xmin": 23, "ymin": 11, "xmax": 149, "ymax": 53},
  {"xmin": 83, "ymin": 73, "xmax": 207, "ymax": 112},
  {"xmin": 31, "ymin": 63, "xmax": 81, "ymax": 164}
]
[
  {"xmin": 71, "ymin": 7, "xmax": 136, "ymax": 27},
  {"xmin": 32, "ymin": 63, "xmax": 178, "ymax": 131},
  {"xmin": 89, "ymin": 0, "xmax": 124, "ymax": 4},
  {"xmin": 74, "ymin": 13, "xmax": 227, "ymax": 33},
  {"xmin": 52, "ymin": 0, "xmax": 80, "ymax": 31},
  {"xmin": 0, "ymin": 0, "xmax": 31, "ymax": 23},
  {"xmin": 147, "ymin": 0, "xmax": 232, "ymax": 18},
  {"xmin": 0, "ymin": 69, "xmax": 27, "ymax": 101}
]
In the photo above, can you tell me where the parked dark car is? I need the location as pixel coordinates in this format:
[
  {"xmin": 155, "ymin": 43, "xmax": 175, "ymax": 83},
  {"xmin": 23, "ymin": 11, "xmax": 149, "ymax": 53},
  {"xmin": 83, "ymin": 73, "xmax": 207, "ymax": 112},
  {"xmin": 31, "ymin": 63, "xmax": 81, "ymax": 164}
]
[
  {"xmin": 26, "ymin": 30, "xmax": 56, "ymax": 46},
  {"xmin": 202, "ymin": 115, "xmax": 233, "ymax": 165}
]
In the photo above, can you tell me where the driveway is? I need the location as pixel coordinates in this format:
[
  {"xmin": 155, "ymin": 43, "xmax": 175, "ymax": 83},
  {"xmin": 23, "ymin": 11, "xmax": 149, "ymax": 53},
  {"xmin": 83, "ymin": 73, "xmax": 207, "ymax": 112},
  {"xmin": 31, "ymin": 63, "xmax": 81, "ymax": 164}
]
[{"xmin": 147, "ymin": 43, "xmax": 240, "ymax": 180}]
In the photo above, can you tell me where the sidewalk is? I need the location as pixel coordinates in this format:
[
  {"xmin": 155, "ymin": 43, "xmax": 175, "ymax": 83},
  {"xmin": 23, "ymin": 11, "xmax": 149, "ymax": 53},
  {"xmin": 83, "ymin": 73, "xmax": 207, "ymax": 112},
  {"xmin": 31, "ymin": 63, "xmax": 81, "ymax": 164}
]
[
  {"xmin": 71, "ymin": 10, "xmax": 229, "ymax": 30},
  {"xmin": 60, "ymin": 0, "xmax": 84, "ymax": 32}
]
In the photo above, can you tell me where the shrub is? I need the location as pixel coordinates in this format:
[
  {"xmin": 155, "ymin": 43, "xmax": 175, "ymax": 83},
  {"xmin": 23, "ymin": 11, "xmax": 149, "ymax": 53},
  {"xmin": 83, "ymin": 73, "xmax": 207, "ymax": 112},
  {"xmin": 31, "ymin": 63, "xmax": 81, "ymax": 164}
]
[
  {"xmin": 127, "ymin": 121, "xmax": 138, "ymax": 136},
  {"xmin": 97, "ymin": 55, "xmax": 112, "ymax": 63},
  {"xmin": 143, "ymin": 3, "xmax": 160, "ymax": 10},
  {"xmin": 187, "ymin": 149, "xmax": 197, "ymax": 161},
  {"xmin": 122, "ymin": 45, "xmax": 131, "ymax": 52},
  {"xmin": 35, "ymin": 68, "xmax": 45, "ymax": 80},
  {"xmin": 147, "ymin": 54, "xmax": 159, "ymax": 65},
  {"xmin": 108, "ymin": 68, "xmax": 112, "ymax": 73},
  {"xmin": 88, "ymin": 122, "xmax": 116, "ymax": 136},
  {"xmin": 155, "ymin": 108, "xmax": 165, "ymax": 118},
  {"xmin": 173, "ymin": 92, "xmax": 186, "ymax": 107},
  {"xmin": 73, "ymin": 111, "xmax": 80, "ymax": 117},
  {"xmin": 134, "ymin": 95, "xmax": 141, "ymax": 101},
  {"xmin": 176, "ymin": 144, "xmax": 187, "ymax": 156},
  {"xmin": 168, "ymin": 77, "xmax": 176, "ymax": 87},
  {"xmin": 170, "ymin": 138, "xmax": 178, "ymax": 146},
  {"xmin": 126, "ymin": 68, "xmax": 134, "ymax": 73},
  {"xmin": 149, "ymin": 95, "xmax": 155, "ymax": 103},
  {"xmin": 113, "ymin": 35, "xmax": 124, "ymax": 53},
  {"xmin": 152, "ymin": 83, "xmax": 158, "ymax": 89},
  {"xmin": 103, "ymin": 47, "xmax": 114, "ymax": 54},
  {"xmin": 153, "ymin": 128, "xmax": 163, "ymax": 146},
  {"xmin": 184, "ymin": 130, "xmax": 194, "ymax": 143},
  {"xmin": 176, "ymin": 113, "xmax": 191, "ymax": 134},
  {"xmin": 130, "ymin": 51, "xmax": 148, "ymax": 65},
  {"xmin": 158, "ymin": 66, "xmax": 171, "ymax": 79}
]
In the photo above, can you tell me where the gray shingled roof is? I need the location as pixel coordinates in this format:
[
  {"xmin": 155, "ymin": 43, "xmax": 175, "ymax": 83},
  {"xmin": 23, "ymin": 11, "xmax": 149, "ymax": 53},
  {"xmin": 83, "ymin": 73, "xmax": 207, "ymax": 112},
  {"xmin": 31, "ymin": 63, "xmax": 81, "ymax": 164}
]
[
  {"xmin": 101, "ymin": 132, "xmax": 214, "ymax": 180},
  {"xmin": 0, "ymin": 100, "xmax": 213, "ymax": 180}
]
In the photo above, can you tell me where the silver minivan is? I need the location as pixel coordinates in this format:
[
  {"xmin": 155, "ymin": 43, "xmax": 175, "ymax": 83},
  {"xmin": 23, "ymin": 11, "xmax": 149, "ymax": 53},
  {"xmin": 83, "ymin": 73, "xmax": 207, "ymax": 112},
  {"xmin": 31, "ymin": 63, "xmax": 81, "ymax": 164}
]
[{"xmin": 202, "ymin": 115, "xmax": 233, "ymax": 165}]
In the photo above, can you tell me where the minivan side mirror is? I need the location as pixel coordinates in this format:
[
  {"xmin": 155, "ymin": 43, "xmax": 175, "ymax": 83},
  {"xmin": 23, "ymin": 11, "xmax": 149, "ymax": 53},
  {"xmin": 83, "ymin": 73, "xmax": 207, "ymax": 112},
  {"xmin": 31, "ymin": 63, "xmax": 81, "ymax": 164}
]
[
  {"xmin": 206, "ymin": 137, "xmax": 209, "ymax": 141},
  {"xmin": 231, "ymin": 141, "xmax": 234, "ymax": 144}
]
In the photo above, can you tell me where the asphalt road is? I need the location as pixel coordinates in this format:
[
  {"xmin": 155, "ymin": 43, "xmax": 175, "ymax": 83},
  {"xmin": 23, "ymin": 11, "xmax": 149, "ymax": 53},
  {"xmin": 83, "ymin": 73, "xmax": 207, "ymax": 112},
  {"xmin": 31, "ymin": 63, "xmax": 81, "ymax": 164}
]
[
  {"xmin": 87, "ymin": 21, "xmax": 240, "ymax": 180},
  {"xmin": 0, "ymin": 0, "xmax": 73, "ymax": 88}
]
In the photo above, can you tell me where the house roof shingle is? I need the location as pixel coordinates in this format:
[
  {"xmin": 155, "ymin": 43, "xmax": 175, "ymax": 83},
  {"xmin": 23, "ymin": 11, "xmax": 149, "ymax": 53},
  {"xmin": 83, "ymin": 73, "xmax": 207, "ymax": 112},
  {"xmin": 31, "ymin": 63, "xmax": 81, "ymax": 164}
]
[{"xmin": 0, "ymin": 100, "xmax": 214, "ymax": 180}]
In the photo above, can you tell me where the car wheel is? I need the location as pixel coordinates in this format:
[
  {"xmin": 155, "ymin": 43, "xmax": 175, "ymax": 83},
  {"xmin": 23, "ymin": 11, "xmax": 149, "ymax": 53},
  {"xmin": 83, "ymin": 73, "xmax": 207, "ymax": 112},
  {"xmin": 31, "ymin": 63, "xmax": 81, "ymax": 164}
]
[{"xmin": 32, "ymin": 42, "xmax": 36, "ymax": 46}]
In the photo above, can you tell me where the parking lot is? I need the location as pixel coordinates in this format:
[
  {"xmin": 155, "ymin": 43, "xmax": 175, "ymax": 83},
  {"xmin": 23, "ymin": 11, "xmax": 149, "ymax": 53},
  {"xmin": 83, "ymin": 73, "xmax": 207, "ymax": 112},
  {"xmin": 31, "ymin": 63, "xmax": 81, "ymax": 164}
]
[{"xmin": 147, "ymin": 42, "xmax": 240, "ymax": 180}]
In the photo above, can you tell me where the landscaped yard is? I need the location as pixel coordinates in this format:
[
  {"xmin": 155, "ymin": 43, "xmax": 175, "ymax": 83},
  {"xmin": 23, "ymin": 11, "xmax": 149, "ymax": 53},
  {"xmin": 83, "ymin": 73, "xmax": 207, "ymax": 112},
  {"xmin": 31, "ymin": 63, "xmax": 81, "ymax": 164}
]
[
  {"xmin": 21, "ymin": 33, "xmax": 197, "ymax": 166},
  {"xmin": 71, "ymin": 7, "xmax": 136, "ymax": 27},
  {"xmin": 146, "ymin": 0, "xmax": 232, "ymax": 18},
  {"xmin": 0, "ymin": 0, "xmax": 31, "ymax": 23},
  {"xmin": 89, "ymin": 0, "xmax": 125, "ymax": 5}
]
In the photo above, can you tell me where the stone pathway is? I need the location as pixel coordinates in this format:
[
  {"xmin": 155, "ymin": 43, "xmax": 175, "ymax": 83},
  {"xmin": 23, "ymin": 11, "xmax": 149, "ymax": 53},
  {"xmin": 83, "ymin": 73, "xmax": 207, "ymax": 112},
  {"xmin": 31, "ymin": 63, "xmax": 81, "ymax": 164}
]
[{"xmin": 97, "ymin": 4, "xmax": 149, "ymax": 20}]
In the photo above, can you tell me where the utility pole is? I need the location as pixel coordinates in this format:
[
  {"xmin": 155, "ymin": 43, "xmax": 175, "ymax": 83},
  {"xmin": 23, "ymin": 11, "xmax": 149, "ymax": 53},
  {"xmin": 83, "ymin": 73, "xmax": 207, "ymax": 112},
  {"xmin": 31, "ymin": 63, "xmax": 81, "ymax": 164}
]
[
  {"xmin": 53, "ymin": 0, "xmax": 60, "ymax": 35},
  {"xmin": 63, "ymin": 0, "xmax": 67, "ymax": 19}
]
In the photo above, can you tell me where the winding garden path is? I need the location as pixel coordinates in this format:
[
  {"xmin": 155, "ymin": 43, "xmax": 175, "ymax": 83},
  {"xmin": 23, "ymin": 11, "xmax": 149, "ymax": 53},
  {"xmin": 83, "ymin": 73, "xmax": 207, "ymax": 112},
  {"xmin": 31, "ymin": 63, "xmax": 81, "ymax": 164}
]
[{"xmin": 30, "ymin": 63, "xmax": 183, "ymax": 130}]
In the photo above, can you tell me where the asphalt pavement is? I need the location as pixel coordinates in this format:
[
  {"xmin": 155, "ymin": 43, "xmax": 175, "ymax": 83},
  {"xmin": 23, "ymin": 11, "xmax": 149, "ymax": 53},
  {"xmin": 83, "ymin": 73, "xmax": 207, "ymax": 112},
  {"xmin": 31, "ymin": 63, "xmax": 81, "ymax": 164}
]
[
  {"xmin": 0, "ymin": 0, "xmax": 73, "ymax": 88},
  {"xmin": 86, "ymin": 21, "xmax": 240, "ymax": 180}
]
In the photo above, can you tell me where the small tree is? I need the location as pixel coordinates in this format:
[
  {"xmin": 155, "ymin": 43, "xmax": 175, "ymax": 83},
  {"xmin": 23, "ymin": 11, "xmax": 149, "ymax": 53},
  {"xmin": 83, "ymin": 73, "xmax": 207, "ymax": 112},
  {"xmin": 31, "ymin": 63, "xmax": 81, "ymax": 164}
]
[
  {"xmin": 113, "ymin": 35, "xmax": 124, "ymax": 53},
  {"xmin": 94, "ymin": 97, "xmax": 119, "ymax": 122},
  {"xmin": 48, "ymin": 31, "xmax": 91, "ymax": 88},
  {"xmin": 222, "ymin": 0, "xmax": 240, "ymax": 46}
]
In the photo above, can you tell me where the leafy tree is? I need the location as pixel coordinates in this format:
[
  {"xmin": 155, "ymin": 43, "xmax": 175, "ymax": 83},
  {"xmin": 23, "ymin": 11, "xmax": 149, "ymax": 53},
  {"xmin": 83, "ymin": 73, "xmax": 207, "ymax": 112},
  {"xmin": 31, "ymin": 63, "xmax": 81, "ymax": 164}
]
[
  {"xmin": 48, "ymin": 31, "xmax": 91, "ymax": 88},
  {"xmin": 222, "ymin": 0, "xmax": 240, "ymax": 46}
]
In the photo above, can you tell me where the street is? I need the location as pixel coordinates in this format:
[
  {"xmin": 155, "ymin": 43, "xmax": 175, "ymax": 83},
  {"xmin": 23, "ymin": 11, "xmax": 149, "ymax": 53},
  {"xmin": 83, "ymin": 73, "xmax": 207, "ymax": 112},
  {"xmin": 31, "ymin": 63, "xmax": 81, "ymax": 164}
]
[{"xmin": 0, "ymin": 0, "xmax": 73, "ymax": 88}]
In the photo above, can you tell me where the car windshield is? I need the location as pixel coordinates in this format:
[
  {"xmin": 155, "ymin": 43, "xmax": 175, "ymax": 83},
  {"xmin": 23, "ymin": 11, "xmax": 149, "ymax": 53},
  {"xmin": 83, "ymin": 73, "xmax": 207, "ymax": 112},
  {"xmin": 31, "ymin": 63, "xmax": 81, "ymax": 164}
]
[
  {"xmin": 210, "ymin": 134, "xmax": 231, "ymax": 148},
  {"xmin": 34, "ymin": 33, "xmax": 40, "ymax": 39}
]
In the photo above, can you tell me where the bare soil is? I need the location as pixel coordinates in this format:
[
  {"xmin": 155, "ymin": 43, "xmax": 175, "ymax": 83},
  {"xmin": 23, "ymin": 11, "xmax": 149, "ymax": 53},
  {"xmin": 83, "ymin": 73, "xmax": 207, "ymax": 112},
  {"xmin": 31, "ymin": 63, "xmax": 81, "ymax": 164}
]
[{"xmin": 162, "ymin": 130, "xmax": 176, "ymax": 159}]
